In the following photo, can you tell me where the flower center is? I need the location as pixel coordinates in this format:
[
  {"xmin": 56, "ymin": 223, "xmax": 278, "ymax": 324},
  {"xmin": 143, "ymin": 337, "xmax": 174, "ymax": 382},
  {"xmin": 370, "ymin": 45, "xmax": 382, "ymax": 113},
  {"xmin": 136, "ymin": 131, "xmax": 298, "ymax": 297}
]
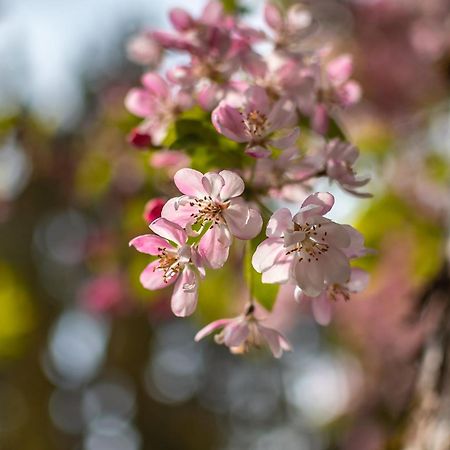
[
  {"xmin": 241, "ymin": 109, "xmax": 269, "ymax": 139},
  {"xmin": 188, "ymin": 196, "xmax": 228, "ymax": 225},
  {"xmin": 286, "ymin": 222, "xmax": 330, "ymax": 262},
  {"xmin": 156, "ymin": 248, "xmax": 182, "ymax": 283}
]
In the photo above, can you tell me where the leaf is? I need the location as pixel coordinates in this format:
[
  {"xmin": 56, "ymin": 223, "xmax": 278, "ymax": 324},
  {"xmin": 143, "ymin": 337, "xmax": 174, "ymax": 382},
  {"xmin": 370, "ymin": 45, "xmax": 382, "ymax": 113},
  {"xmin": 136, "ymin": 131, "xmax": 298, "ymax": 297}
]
[{"xmin": 244, "ymin": 236, "xmax": 279, "ymax": 311}]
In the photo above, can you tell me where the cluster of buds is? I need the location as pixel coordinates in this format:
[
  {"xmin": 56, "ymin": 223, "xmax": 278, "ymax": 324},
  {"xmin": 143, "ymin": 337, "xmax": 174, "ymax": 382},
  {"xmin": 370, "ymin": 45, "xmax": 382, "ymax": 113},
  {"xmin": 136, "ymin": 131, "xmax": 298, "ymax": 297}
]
[{"xmin": 126, "ymin": 1, "xmax": 371, "ymax": 358}]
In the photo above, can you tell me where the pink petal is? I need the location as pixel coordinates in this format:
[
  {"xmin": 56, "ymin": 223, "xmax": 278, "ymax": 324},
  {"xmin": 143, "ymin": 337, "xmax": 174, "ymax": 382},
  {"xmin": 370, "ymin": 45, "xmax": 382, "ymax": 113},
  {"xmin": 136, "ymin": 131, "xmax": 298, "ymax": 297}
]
[
  {"xmin": 174, "ymin": 168, "xmax": 207, "ymax": 196},
  {"xmin": 311, "ymin": 104, "xmax": 329, "ymax": 135},
  {"xmin": 245, "ymin": 145, "xmax": 272, "ymax": 158},
  {"xmin": 294, "ymin": 259, "xmax": 325, "ymax": 297},
  {"xmin": 327, "ymin": 54, "xmax": 353, "ymax": 86},
  {"xmin": 223, "ymin": 199, "xmax": 262, "ymax": 240},
  {"xmin": 194, "ymin": 318, "xmax": 234, "ymax": 341},
  {"xmin": 261, "ymin": 260, "xmax": 291, "ymax": 284},
  {"xmin": 149, "ymin": 218, "xmax": 187, "ymax": 246},
  {"xmin": 301, "ymin": 192, "xmax": 335, "ymax": 216},
  {"xmin": 197, "ymin": 84, "xmax": 221, "ymax": 110},
  {"xmin": 258, "ymin": 325, "xmax": 291, "ymax": 358},
  {"xmin": 269, "ymin": 127, "xmax": 300, "ymax": 150},
  {"xmin": 125, "ymin": 88, "xmax": 154, "ymax": 117},
  {"xmin": 245, "ymin": 86, "xmax": 271, "ymax": 116},
  {"xmin": 264, "ymin": 2, "xmax": 283, "ymax": 30},
  {"xmin": 223, "ymin": 319, "xmax": 249, "ymax": 347},
  {"xmin": 337, "ymin": 80, "xmax": 362, "ymax": 107},
  {"xmin": 316, "ymin": 219, "xmax": 351, "ymax": 248},
  {"xmin": 267, "ymin": 98, "xmax": 296, "ymax": 131},
  {"xmin": 141, "ymin": 72, "xmax": 169, "ymax": 98},
  {"xmin": 212, "ymin": 104, "xmax": 248, "ymax": 143},
  {"xmin": 252, "ymin": 237, "xmax": 286, "ymax": 273},
  {"xmin": 169, "ymin": 8, "xmax": 194, "ymax": 31},
  {"xmin": 129, "ymin": 234, "xmax": 169, "ymax": 255},
  {"xmin": 321, "ymin": 247, "xmax": 351, "ymax": 285},
  {"xmin": 201, "ymin": 0, "xmax": 224, "ymax": 24},
  {"xmin": 311, "ymin": 292, "xmax": 333, "ymax": 326},
  {"xmin": 140, "ymin": 260, "xmax": 176, "ymax": 290},
  {"xmin": 342, "ymin": 225, "xmax": 370, "ymax": 258},
  {"xmin": 218, "ymin": 170, "xmax": 245, "ymax": 200},
  {"xmin": 171, "ymin": 267, "xmax": 198, "ymax": 317},
  {"xmin": 267, "ymin": 208, "xmax": 292, "ymax": 237},
  {"xmin": 161, "ymin": 197, "xmax": 197, "ymax": 228},
  {"xmin": 198, "ymin": 225, "xmax": 230, "ymax": 269},
  {"xmin": 202, "ymin": 172, "xmax": 225, "ymax": 199}
]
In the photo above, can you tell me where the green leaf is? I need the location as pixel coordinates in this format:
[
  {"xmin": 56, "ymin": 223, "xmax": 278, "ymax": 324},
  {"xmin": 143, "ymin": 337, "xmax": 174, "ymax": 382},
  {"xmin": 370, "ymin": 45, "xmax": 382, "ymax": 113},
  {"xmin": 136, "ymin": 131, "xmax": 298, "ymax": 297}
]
[{"xmin": 244, "ymin": 236, "xmax": 279, "ymax": 311}]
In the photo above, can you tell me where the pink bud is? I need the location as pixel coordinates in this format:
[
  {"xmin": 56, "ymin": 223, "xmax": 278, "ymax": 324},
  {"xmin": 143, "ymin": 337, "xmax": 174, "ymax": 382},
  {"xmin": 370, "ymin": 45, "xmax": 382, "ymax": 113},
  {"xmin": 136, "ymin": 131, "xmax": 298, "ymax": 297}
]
[
  {"xmin": 143, "ymin": 198, "xmax": 165, "ymax": 224},
  {"xmin": 128, "ymin": 129, "xmax": 152, "ymax": 148}
]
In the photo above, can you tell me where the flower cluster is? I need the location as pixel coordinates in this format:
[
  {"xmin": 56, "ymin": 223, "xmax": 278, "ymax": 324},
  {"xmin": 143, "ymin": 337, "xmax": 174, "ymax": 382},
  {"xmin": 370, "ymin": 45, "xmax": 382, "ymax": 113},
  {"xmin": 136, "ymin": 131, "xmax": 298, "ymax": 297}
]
[{"xmin": 126, "ymin": 1, "xmax": 372, "ymax": 358}]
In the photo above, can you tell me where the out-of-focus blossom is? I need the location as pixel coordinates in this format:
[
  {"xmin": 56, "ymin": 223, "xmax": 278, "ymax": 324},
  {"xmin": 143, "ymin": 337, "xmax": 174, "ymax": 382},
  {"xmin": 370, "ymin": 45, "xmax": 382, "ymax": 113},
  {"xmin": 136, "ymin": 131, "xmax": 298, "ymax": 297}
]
[
  {"xmin": 301, "ymin": 139, "xmax": 371, "ymax": 197},
  {"xmin": 253, "ymin": 192, "xmax": 367, "ymax": 297},
  {"xmin": 125, "ymin": 73, "xmax": 191, "ymax": 146},
  {"xmin": 295, "ymin": 267, "xmax": 370, "ymax": 325},
  {"xmin": 149, "ymin": 150, "xmax": 190, "ymax": 170},
  {"xmin": 162, "ymin": 169, "xmax": 262, "ymax": 268},
  {"xmin": 126, "ymin": 31, "xmax": 163, "ymax": 67},
  {"xmin": 143, "ymin": 198, "xmax": 165, "ymax": 224},
  {"xmin": 195, "ymin": 304, "xmax": 292, "ymax": 358},
  {"xmin": 129, "ymin": 218, "xmax": 205, "ymax": 317},
  {"xmin": 212, "ymin": 86, "xmax": 299, "ymax": 158},
  {"xmin": 78, "ymin": 273, "xmax": 128, "ymax": 314},
  {"xmin": 264, "ymin": 2, "xmax": 315, "ymax": 54}
]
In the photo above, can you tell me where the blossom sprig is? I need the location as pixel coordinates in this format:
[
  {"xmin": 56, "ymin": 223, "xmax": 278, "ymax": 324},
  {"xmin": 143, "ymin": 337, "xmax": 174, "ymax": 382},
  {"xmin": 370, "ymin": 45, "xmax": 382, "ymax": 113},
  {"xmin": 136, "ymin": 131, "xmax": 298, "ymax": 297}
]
[{"xmin": 126, "ymin": 1, "xmax": 373, "ymax": 358}]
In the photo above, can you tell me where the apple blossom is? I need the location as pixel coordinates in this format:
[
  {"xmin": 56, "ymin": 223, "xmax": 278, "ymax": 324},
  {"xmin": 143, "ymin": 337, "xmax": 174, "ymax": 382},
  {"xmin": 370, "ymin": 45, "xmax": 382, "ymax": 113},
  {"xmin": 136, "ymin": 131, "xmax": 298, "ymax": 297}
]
[
  {"xmin": 212, "ymin": 86, "xmax": 299, "ymax": 158},
  {"xmin": 195, "ymin": 304, "xmax": 292, "ymax": 358},
  {"xmin": 129, "ymin": 218, "xmax": 205, "ymax": 317},
  {"xmin": 162, "ymin": 168, "xmax": 262, "ymax": 268},
  {"xmin": 252, "ymin": 192, "xmax": 366, "ymax": 297}
]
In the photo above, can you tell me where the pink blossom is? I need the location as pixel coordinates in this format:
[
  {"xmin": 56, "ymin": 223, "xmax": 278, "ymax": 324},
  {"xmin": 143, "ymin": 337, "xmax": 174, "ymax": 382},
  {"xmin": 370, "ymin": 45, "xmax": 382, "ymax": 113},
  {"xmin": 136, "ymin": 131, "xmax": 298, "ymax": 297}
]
[
  {"xmin": 125, "ymin": 72, "xmax": 191, "ymax": 146},
  {"xmin": 194, "ymin": 304, "xmax": 292, "ymax": 358},
  {"xmin": 295, "ymin": 267, "xmax": 370, "ymax": 325},
  {"xmin": 129, "ymin": 218, "xmax": 205, "ymax": 317},
  {"xmin": 149, "ymin": 150, "xmax": 190, "ymax": 170},
  {"xmin": 325, "ymin": 54, "xmax": 362, "ymax": 108},
  {"xmin": 212, "ymin": 86, "xmax": 299, "ymax": 158},
  {"xmin": 78, "ymin": 273, "xmax": 127, "ymax": 314},
  {"xmin": 252, "ymin": 192, "xmax": 365, "ymax": 297},
  {"xmin": 161, "ymin": 168, "xmax": 262, "ymax": 269},
  {"xmin": 143, "ymin": 198, "xmax": 165, "ymax": 224},
  {"xmin": 127, "ymin": 128, "xmax": 152, "ymax": 149},
  {"xmin": 302, "ymin": 139, "xmax": 371, "ymax": 197},
  {"xmin": 126, "ymin": 31, "xmax": 163, "ymax": 67},
  {"xmin": 264, "ymin": 2, "xmax": 315, "ymax": 53}
]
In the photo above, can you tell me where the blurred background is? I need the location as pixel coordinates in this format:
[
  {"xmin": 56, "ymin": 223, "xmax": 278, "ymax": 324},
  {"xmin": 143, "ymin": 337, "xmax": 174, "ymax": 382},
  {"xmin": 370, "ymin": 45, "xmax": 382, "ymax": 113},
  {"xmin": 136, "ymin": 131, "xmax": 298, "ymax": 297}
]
[{"xmin": 0, "ymin": 0, "xmax": 449, "ymax": 449}]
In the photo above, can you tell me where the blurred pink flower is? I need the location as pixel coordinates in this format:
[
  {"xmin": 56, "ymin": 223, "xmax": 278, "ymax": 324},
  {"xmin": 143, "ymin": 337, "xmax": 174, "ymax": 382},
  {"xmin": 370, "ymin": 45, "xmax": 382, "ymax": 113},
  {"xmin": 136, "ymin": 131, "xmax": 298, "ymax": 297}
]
[
  {"xmin": 212, "ymin": 86, "xmax": 299, "ymax": 158},
  {"xmin": 78, "ymin": 273, "xmax": 128, "ymax": 314},
  {"xmin": 162, "ymin": 168, "xmax": 262, "ymax": 268},
  {"xmin": 125, "ymin": 72, "xmax": 191, "ymax": 146},
  {"xmin": 126, "ymin": 31, "xmax": 163, "ymax": 67},
  {"xmin": 149, "ymin": 150, "xmax": 190, "ymax": 170},
  {"xmin": 129, "ymin": 218, "xmax": 205, "ymax": 317},
  {"xmin": 195, "ymin": 304, "xmax": 292, "ymax": 358}
]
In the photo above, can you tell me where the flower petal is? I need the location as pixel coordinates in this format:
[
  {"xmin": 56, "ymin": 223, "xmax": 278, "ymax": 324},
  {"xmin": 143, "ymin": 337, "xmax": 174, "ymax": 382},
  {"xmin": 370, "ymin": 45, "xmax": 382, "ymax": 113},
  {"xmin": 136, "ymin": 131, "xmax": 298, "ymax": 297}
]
[
  {"xmin": 202, "ymin": 172, "xmax": 225, "ymax": 199},
  {"xmin": 141, "ymin": 72, "xmax": 169, "ymax": 98},
  {"xmin": 194, "ymin": 318, "xmax": 234, "ymax": 341},
  {"xmin": 140, "ymin": 260, "xmax": 176, "ymax": 290},
  {"xmin": 171, "ymin": 267, "xmax": 198, "ymax": 317},
  {"xmin": 149, "ymin": 218, "xmax": 187, "ymax": 246},
  {"xmin": 174, "ymin": 168, "xmax": 207, "ymax": 197},
  {"xmin": 347, "ymin": 268, "xmax": 370, "ymax": 293},
  {"xmin": 252, "ymin": 237, "xmax": 285, "ymax": 273},
  {"xmin": 161, "ymin": 197, "xmax": 197, "ymax": 228},
  {"xmin": 311, "ymin": 292, "xmax": 333, "ymax": 326},
  {"xmin": 212, "ymin": 103, "xmax": 248, "ymax": 143},
  {"xmin": 218, "ymin": 170, "xmax": 245, "ymax": 200},
  {"xmin": 129, "ymin": 234, "xmax": 170, "ymax": 255},
  {"xmin": 223, "ymin": 319, "xmax": 249, "ymax": 347},
  {"xmin": 198, "ymin": 225, "xmax": 230, "ymax": 269},
  {"xmin": 267, "ymin": 208, "xmax": 292, "ymax": 237}
]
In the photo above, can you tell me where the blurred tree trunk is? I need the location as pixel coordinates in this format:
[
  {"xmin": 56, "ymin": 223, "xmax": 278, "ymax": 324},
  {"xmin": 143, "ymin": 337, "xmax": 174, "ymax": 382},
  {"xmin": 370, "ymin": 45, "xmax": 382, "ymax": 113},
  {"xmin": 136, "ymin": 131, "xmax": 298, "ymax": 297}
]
[{"xmin": 401, "ymin": 258, "xmax": 450, "ymax": 450}]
